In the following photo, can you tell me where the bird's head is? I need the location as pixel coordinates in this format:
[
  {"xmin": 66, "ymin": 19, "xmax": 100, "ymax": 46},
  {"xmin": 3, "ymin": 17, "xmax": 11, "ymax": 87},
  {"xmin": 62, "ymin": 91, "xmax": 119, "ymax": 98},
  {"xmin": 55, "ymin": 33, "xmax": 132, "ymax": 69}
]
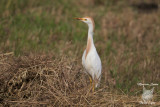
[{"xmin": 75, "ymin": 17, "xmax": 95, "ymax": 31}]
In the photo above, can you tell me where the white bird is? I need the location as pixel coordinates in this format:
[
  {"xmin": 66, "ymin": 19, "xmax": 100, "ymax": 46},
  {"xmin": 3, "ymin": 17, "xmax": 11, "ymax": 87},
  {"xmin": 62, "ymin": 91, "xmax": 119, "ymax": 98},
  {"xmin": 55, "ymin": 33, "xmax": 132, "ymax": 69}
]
[{"xmin": 75, "ymin": 17, "xmax": 102, "ymax": 91}]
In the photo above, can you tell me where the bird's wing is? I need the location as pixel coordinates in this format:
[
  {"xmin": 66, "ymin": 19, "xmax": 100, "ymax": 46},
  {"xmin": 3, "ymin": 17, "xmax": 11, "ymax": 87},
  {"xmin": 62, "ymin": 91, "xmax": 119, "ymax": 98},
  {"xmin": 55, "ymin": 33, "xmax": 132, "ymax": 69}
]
[
  {"xmin": 89, "ymin": 49, "xmax": 102, "ymax": 79},
  {"xmin": 90, "ymin": 50, "xmax": 102, "ymax": 88},
  {"xmin": 94, "ymin": 52, "xmax": 102, "ymax": 79}
]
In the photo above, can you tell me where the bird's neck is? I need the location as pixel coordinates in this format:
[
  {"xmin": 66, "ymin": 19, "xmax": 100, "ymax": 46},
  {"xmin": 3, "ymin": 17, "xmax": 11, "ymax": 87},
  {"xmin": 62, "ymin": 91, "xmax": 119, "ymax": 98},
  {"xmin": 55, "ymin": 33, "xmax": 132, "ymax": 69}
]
[
  {"xmin": 87, "ymin": 24, "xmax": 94, "ymax": 46},
  {"xmin": 85, "ymin": 24, "xmax": 95, "ymax": 59},
  {"xmin": 88, "ymin": 23, "xmax": 94, "ymax": 35}
]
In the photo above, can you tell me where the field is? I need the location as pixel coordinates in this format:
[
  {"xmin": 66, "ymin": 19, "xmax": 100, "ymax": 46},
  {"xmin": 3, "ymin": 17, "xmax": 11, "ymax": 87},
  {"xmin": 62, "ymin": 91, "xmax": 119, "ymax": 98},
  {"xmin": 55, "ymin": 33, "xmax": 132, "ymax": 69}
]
[{"xmin": 0, "ymin": 0, "xmax": 160, "ymax": 106}]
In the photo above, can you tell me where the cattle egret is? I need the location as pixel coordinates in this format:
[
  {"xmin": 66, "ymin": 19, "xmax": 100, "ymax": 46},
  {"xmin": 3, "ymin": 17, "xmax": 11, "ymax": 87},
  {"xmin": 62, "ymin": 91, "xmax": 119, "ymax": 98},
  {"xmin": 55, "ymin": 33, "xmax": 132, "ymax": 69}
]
[{"xmin": 75, "ymin": 17, "xmax": 102, "ymax": 91}]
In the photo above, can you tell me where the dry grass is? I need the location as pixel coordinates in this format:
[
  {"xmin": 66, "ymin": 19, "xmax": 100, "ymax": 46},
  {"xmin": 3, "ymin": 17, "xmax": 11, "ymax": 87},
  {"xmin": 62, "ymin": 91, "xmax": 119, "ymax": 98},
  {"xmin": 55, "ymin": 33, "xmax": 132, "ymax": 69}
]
[
  {"xmin": 0, "ymin": 0, "xmax": 160, "ymax": 106},
  {"xmin": 0, "ymin": 53, "xmax": 159, "ymax": 106}
]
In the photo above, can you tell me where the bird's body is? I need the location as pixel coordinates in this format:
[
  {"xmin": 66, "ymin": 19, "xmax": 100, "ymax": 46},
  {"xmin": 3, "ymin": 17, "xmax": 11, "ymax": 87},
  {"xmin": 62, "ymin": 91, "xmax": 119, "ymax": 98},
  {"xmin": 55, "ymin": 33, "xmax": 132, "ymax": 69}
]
[
  {"xmin": 75, "ymin": 17, "xmax": 102, "ymax": 90},
  {"xmin": 82, "ymin": 36, "xmax": 101, "ymax": 88}
]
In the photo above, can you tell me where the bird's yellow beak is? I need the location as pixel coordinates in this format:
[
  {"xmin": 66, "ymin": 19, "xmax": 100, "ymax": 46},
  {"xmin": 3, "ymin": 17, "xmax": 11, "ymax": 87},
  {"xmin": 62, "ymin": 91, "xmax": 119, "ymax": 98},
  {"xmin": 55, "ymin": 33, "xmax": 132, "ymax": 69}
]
[{"xmin": 74, "ymin": 18, "xmax": 85, "ymax": 21}]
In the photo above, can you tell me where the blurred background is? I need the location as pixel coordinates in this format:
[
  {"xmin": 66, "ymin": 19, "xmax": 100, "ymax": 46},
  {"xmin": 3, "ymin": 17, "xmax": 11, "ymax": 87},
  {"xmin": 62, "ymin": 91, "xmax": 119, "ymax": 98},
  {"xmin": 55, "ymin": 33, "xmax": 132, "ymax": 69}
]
[{"xmin": 0, "ymin": 0, "xmax": 160, "ymax": 95}]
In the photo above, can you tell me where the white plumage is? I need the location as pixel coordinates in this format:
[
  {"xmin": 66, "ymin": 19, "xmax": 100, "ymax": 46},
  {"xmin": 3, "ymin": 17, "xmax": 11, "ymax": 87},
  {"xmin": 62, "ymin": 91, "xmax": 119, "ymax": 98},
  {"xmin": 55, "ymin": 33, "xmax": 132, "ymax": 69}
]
[{"xmin": 75, "ymin": 17, "xmax": 102, "ymax": 91}]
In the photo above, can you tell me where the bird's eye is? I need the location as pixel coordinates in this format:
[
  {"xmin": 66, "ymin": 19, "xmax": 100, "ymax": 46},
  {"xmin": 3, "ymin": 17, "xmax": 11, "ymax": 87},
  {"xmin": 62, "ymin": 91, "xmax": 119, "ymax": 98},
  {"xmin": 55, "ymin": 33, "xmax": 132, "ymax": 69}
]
[{"xmin": 85, "ymin": 19, "xmax": 87, "ymax": 21}]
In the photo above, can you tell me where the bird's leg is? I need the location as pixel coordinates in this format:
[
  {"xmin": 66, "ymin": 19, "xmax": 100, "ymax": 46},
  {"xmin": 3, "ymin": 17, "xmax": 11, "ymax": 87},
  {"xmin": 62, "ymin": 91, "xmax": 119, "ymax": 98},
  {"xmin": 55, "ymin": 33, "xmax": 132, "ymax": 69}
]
[
  {"xmin": 88, "ymin": 76, "xmax": 93, "ymax": 92},
  {"xmin": 92, "ymin": 81, "xmax": 95, "ymax": 92},
  {"xmin": 88, "ymin": 76, "xmax": 95, "ymax": 92},
  {"xmin": 89, "ymin": 76, "xmax": 92, "ymax": 86}
]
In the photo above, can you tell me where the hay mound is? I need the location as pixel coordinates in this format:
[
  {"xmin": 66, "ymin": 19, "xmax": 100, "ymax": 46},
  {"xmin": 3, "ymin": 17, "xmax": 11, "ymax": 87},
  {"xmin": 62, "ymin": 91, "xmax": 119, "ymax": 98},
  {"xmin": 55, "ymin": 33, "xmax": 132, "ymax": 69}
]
[{"xmin": 0, "ymin": 53, "xmax": 142, "ymax": 106}]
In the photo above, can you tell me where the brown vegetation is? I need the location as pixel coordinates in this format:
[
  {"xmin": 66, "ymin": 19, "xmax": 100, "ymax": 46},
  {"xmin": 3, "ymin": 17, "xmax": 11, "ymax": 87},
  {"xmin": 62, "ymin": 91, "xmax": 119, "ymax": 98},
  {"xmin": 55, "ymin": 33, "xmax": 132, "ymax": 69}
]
[
  {"xmin": 0, "ymin": 53, "xmax": 160, "ymax": 106},
  {"xmin": 0, "ymin": 0, "xmax": 160, "ymax": 106}
]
